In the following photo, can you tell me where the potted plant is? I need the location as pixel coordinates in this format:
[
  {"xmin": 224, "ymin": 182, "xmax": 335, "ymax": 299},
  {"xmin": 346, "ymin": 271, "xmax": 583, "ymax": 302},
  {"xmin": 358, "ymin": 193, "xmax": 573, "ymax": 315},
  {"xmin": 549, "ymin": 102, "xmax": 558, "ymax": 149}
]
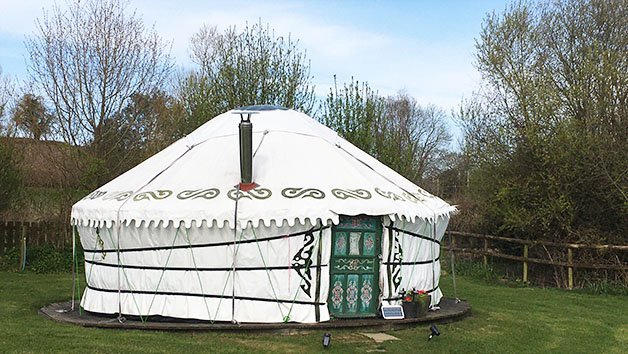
[
  {"xmin": 401, "ymin": 289, "xmax": 419, "ymax": 318},
  {"xmin": 413, "ymin": 290, "xmax": 431, "ymax": 317}
]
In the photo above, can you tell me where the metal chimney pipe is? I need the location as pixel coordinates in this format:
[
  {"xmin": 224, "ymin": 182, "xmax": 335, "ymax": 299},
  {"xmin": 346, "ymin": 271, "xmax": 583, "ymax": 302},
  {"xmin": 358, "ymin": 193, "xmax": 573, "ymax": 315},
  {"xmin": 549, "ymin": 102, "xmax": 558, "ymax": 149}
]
[{"xmin": 239, "ymin": 114, "xmax": 253, "ymax": 185}]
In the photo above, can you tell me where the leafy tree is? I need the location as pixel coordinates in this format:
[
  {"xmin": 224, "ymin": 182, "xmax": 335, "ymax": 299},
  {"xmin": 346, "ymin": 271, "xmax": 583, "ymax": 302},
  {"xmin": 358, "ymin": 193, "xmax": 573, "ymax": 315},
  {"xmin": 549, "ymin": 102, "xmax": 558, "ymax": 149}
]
[
  {"xmin": 320, "ymin": 77, "xmax": 384, "ymax": 156},
  {"xmin": 12, "ymin": 94, "xmax": 52, "ymax": 140},
  {"xmin": 177, "ymin": 23, "xmax": 316, "ymax": 133},
  {"xmin": 26, "ymin": 0, "xmax": 173, "ymax": 187},
  {"xmin": 321, "ymin": 78, "xmax": 451, "ymax": 185},
  {"xmin": 460, "ymin": 0, "xmax": 628, "ymax": 242}
]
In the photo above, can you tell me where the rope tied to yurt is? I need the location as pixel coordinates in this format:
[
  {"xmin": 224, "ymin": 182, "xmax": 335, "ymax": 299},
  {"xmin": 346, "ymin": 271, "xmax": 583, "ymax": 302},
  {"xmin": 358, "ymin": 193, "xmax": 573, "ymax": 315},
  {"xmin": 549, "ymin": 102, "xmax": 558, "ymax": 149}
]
[
  {"xmin": 283, "ymin": 226, "xmax": 322, "ymax": 323},
  {"xmin": 209, "ymin": 228, "xmax": 246, "ymax": 324},
  {"xmin": 72, "ymin": 226, "xmax": 82, "ymax": 315},
  {"xmin": 448, "ymin": 231, "xmax": 460, "ymax": 303},
  {"xmin": 104, "ymin": 141, "xmax": 196, "ymax": 323},
  {"xmin": 250, "ymin": 226, "xmax": 286, "ymax": 321},
  {"xmin": 106, "ymin": 228, "xmax": 146, "ymax": 323},
  {"xmin": 430, "ymin": 212, "xmax": 437, "ymax": 308},
  {"xmin": 182, "ymin": 227, "xmax": 213, "ymax": 322},
  {"xmin": 284, "ymin": 234, "xmax": 291, "ymax": 292},
  {"xmin": 144, "ymin": 225, "xmax": 182, "ymax": 320},
  {"xmin": 231, "ymin": 187, "xmax": 242, "ymax": 324}
]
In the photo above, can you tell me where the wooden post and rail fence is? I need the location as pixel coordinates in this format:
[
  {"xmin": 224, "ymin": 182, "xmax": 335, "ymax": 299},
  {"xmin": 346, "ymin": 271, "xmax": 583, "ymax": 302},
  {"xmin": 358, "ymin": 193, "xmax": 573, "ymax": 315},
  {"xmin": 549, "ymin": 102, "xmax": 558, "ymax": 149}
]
[
  {"xmin": 0, "ymin": 221, "xmax": 72, "ymax": 261},
  {"xmin": 2, "ymin": 222, "xmax": 628, "ymax": 290},
  {"xmin": 444, "ymin": 231, "xmax": 628, "ymax": 290}
]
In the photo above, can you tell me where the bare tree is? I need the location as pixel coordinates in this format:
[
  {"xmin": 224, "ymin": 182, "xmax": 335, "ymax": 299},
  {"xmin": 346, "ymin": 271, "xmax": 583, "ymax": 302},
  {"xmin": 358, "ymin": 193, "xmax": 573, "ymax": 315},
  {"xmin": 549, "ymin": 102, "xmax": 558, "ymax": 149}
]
[
  {"xmin": 0, "ymin": 66, "xmax": 16, "ymax": 137},
  {"xmin": 377, "ymin": 93, "xmax": 452, "ymax": 183},
  {"xmin": 26, "ymin": 0, "xmax": 173, "ymax": 185}
]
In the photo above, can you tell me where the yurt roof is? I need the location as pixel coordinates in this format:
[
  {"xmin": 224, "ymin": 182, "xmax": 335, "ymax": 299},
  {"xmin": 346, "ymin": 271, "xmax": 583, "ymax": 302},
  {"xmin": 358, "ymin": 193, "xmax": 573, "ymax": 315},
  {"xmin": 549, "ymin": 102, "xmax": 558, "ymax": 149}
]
[{"xmin": 71, "ymin": 106, "xmax": 456, "ymax": 228}]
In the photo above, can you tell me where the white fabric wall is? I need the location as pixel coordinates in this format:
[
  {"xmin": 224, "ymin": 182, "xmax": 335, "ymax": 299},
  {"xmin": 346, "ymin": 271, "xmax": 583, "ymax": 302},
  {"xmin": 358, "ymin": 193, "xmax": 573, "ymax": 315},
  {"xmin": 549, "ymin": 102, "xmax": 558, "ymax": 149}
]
[
  {"xmin": 380, "ymin": 215, "xmax": 450, "ymax": 307},
  {"xmin": 78, "ymin": 214, "xmax": 450, "ymax": 323},
  {"xmin": 79, "ymin": 220, "xmax": 331, "ymax": 323}
]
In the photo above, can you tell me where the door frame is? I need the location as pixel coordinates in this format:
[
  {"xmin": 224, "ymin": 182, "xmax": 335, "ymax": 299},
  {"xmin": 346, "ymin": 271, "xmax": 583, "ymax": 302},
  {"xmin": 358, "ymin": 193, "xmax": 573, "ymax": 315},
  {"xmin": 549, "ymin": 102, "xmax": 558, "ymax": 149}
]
[{"xmin": 328, "ymin": 215, "xmax": 381, "ymax": 318}]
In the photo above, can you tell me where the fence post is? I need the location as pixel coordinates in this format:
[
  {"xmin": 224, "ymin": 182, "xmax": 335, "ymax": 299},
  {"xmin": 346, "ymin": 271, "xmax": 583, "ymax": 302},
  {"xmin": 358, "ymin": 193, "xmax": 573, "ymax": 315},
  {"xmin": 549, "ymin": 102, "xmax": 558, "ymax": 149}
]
[
  {"xmin": 483, "ymin": 238, "xmax": 488, "ymax": 268},
  {"xmin": 20, "ymin": 223, "xmax": 27, "ymax": 271},
  {"xmin": 523, "ymin": 244, "xmax": 529, "ymax": 282},
  {"xmin": 568, "ymin": 248, "xmax": 573, "ymax": 290}
]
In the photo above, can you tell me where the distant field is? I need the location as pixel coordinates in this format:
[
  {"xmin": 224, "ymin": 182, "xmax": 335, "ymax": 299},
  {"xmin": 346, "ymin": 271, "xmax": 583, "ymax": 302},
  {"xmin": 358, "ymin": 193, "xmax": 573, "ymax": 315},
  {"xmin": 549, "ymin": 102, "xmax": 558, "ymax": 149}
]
[{"xmin": 1, "ymin": 271, "xmax": 627, "ymax": 353}]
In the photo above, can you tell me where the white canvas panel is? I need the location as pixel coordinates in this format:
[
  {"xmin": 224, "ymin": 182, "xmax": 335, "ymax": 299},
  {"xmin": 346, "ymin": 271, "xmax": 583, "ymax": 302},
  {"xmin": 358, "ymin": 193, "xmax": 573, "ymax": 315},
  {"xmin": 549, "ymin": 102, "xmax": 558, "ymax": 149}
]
[
  {"xmin": 78, "ymin": 220, "xmax": 332, "ymax": 323},
  {"xmin": 380, "ymin": 215, "xmax": 450, "ymax": 307}
]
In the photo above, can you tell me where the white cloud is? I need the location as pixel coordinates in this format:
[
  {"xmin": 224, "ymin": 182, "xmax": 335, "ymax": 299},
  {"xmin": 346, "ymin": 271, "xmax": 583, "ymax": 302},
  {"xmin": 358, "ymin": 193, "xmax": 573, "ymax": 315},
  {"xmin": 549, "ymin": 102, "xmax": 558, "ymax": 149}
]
[{"xmin": 0, "ymin": 0, "xmax": 485, "ymax": 118}]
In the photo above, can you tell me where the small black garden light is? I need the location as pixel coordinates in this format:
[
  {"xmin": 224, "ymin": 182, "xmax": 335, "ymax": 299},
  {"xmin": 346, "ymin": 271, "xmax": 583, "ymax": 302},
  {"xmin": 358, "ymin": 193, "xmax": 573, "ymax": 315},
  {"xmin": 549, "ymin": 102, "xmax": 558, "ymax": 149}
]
[
  {"xmin": 322, "ymin": 332, "xmax": 331, "ymax": 348},
  {"xmin": 428, "ymin": 324, "xmax": 440, "ymax": 341}
]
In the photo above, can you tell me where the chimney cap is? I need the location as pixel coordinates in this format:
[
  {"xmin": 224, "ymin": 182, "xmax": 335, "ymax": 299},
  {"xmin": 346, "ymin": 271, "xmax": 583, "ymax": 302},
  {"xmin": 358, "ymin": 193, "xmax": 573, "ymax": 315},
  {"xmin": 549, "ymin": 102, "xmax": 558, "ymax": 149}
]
[{"xmin": 233, "ymin": 105, "xmax": 289, "ymax": 113}]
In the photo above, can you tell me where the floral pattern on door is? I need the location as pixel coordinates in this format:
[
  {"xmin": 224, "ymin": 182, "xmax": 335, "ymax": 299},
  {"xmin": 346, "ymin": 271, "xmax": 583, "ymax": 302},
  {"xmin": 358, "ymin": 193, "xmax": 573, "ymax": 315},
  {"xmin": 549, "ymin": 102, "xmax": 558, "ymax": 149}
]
[{"xmin": 329, "ymin": 215, "xmax": 380, "ymax": 317}]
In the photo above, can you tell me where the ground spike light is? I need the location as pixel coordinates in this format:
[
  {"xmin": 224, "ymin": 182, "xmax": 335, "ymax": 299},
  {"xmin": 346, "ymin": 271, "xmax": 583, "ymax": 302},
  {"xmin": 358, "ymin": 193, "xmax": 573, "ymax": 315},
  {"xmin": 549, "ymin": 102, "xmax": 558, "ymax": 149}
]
[
  {"xmin": 322, "ymin": 332, "xmax": 331, "ymax": 348},
  {"xmin": 428, "ymin": 324, "xmax": 440, "ymax": 341}
]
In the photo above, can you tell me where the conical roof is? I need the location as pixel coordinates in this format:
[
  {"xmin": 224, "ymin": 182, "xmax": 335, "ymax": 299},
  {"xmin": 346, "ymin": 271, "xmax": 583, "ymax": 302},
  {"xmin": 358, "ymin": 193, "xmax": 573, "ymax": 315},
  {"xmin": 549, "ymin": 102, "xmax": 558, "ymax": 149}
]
[{"xmin": 71, "ymin": 106, "xmax": 456, "ymax": 228}]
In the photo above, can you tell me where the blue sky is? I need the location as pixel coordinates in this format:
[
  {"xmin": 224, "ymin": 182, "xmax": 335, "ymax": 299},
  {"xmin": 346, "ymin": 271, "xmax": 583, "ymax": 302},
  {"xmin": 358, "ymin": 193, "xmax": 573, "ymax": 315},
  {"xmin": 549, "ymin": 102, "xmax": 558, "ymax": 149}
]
[{"xmin": 0, "ymin": 0, "xmax": 512, "ymax": 142}]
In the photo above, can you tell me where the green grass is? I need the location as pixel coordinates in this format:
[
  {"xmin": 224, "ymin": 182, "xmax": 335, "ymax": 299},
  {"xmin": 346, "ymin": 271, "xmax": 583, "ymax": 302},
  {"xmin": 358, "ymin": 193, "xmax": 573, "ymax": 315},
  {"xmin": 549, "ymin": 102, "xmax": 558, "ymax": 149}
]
[{"xmin": 1, "ymin": 271, "xmax": 627, "ymax": 353}]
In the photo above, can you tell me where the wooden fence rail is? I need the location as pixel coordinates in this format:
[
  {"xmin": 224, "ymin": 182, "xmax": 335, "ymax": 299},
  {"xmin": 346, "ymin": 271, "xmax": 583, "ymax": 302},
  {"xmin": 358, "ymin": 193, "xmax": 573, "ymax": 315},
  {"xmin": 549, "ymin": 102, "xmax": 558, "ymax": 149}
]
[
  {"xmin": 0, "ymin": 221, "xmax": 71, "ymax": 256},
  {"xmin": 444, "ymin": 231, "xmax": 628, "ymax": 290}
]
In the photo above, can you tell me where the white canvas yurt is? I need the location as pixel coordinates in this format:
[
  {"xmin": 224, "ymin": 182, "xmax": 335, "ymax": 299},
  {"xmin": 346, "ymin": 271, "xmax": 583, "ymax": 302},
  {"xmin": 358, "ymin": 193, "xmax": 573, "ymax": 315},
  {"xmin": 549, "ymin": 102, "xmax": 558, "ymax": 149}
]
[{"xmin": 71, "ymin": 106, "xmax": 456, "ymax": 323}]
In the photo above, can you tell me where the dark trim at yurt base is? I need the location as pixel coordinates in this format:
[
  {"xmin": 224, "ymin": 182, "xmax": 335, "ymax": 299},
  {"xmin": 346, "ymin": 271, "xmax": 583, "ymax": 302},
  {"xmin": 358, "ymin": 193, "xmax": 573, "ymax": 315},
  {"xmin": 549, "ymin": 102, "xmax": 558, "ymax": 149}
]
[
  {"xmin": 83, "ymin": 226, "xmax": 329, "ymax": 254},
  {"xmin": 40, "ymin": 297, "xmax": 471, "ymax": 332}
]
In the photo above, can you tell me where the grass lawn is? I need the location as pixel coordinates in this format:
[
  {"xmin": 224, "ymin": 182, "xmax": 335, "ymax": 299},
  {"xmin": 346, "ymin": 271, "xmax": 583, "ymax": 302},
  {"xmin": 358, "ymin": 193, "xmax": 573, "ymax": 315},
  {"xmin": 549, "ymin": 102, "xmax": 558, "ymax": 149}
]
[{"xmin": 1, "ymin": 271, "xmax": 627, "ymax": 353}]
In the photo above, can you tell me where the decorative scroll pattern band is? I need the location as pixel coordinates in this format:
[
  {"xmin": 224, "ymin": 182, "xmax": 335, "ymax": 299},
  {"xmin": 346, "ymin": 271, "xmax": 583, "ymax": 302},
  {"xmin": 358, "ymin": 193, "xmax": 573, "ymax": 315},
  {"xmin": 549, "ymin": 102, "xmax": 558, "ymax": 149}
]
[
  {"xmin": 227, "ymin": 188, "xmax": 272, "ymax": 200},
  {"xmin": 82, "ymin": 190, "xmax": 107, "ymax": 200},
  {"xmin": 102, "ymin": 191, "xmax": 133, "ymax": 201},
  {"xmin": 375, "ymin": 187, "xmax": 404, "ymax": 201},
  {"xmin": 331, "ymin": 188, "xmax": 372, "ymax": 200},
  {"xmin": 133, "ymin": 190, "xmax": 173, "ymax": 201},
  {"xmin": 177, "ymin": 188, "xmax": 220, "ymax": 200},
  {"xmin": 79, "ymin": 187, "xmax": 427, "ymax": 204},
  {"xmin": 281, "ymin": 187, "xmax": 325, "ymax": 199}
]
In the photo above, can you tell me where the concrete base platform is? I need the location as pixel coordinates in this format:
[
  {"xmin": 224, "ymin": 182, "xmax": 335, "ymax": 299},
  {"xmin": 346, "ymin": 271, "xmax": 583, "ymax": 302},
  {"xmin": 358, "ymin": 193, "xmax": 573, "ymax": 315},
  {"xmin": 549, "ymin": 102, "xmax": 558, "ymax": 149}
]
[{"xmin": 40, "ymin": 298, "xmax": 471, "ymax": 333}]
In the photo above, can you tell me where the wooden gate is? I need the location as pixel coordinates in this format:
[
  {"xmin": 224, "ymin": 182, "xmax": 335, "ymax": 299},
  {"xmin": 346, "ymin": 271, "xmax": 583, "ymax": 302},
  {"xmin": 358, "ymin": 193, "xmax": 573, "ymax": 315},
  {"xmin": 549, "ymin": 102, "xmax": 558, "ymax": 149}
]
[{"xmin": 328, "ymin": 215, "xmax": 381, "ymax": 318}]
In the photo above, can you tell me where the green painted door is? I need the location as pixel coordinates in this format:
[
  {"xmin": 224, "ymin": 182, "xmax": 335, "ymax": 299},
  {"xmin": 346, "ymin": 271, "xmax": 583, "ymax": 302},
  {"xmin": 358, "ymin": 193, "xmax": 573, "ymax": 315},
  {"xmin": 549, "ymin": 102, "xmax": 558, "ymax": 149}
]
[{"xmin": 328, "ymin": 215, "xmax": 381, "ymax": 318}]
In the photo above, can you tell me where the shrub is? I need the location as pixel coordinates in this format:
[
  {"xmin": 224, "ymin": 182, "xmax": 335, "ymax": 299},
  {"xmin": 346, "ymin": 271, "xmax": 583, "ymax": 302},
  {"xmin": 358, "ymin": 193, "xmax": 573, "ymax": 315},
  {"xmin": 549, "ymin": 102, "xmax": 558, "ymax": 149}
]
[
  {"xmin": 0, "ymin": 141, "xmax": 21, "ymax": 211},
  {"xmin": 0, "ymin": 245, "xmax": 82, "ymax": 273},
  {"xmin": 0, "ymin": 247, "xmax": 21, "ymax": 271}
]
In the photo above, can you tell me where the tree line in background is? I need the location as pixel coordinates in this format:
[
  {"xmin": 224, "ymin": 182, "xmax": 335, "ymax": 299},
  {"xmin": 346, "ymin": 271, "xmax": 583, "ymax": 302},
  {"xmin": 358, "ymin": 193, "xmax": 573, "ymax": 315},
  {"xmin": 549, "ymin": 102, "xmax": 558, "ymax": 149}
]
[
  {"xmin": 0, "ymin": 0, "xmax": 626, "ymax": 257},
  {"xmin": 458, "ymin": 0, "xmax": 628, "ymax": 245}
]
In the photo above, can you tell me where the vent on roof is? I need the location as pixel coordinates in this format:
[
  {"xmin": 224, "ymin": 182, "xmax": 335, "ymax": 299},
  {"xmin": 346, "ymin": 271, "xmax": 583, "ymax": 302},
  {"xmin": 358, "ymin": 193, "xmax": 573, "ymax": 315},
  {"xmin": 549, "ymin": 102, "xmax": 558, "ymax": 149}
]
[{"xmin": 234, "ymin": 105, "xmax": 289, "ymax": 111}]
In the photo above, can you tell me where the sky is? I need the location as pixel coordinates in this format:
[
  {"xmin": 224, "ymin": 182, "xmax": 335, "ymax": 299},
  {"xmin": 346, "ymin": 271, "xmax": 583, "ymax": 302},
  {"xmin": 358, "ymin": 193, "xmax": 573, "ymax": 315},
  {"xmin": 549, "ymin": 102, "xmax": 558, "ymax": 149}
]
[{"xmin": 0, "ymin": 0, "xmax": 512, "ymax": 144}]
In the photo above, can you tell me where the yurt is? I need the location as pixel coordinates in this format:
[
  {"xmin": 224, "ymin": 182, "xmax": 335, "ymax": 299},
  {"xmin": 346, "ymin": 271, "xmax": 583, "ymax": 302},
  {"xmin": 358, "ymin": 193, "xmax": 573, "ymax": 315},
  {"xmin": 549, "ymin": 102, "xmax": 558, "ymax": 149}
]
[{"xmin": 71, "ymin": 106, "xmax": 456, "ymax": 323}]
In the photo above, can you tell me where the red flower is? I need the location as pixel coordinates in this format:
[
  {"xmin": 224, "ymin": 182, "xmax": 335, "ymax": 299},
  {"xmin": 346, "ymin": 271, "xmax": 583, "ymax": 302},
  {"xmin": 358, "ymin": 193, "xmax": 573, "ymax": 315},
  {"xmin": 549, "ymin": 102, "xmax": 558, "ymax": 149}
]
[
  {"xmin": 404, "ymin": 296, "xmax": 413, "ymax": 302},
  {"xmin": 418, "ymin": 290, "xmax": 427, "ymax": 295}
]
